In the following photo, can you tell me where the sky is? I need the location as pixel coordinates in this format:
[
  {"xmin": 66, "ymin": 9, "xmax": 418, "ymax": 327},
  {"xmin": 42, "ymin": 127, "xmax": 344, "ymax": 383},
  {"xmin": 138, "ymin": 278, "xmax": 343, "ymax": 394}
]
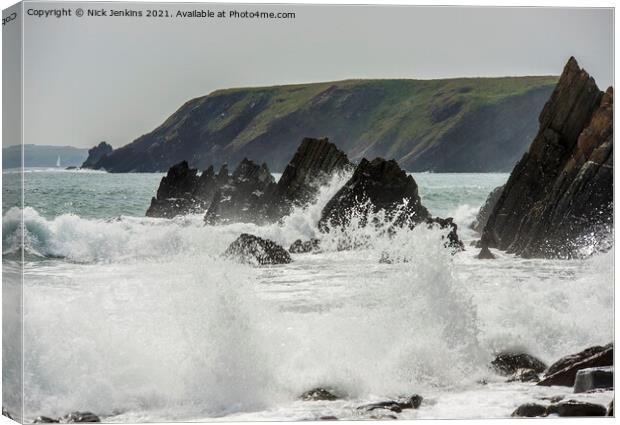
[{"xmin": 13, "ymin": 3, "xmax": 615, "ymax": 148}]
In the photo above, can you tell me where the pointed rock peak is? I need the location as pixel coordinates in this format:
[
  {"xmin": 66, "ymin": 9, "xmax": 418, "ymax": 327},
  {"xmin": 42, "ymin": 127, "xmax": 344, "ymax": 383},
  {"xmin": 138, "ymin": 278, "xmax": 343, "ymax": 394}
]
[
  {"xmin": 202, "ymin": 165, "xmax": 215, "ymax": 178},
  {"xmin": 217, "ymin": 163, "xmax": 229, "ymax": 177}
]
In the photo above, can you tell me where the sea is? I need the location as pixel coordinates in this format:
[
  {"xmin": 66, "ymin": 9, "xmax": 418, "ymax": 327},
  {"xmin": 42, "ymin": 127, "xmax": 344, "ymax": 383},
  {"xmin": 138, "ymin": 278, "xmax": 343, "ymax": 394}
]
[{"xmin": 1, "ymin": 168, "xmax": 614, "ymax": 422}]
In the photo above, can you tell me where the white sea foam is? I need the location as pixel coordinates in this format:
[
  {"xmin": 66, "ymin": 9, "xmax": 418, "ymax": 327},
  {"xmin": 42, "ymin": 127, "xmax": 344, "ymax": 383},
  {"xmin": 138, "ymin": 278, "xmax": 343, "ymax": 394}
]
[{"xmin": 2, "ymin": 172, "xmax": 614, "ymax": 421}]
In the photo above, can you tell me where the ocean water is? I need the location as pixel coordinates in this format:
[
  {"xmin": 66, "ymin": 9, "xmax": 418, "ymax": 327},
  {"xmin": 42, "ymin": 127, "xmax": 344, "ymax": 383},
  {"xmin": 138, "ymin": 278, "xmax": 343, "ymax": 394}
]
[{"xmin": 2, "ymin": 168, "xmax": 614, "ymax": 422}]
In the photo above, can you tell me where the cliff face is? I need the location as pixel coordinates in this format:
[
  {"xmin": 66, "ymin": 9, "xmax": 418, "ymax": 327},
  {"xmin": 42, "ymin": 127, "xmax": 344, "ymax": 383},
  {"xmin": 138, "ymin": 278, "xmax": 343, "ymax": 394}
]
[
  {"xmin": 81, "ymin": 142, "xmax": 113, "ymax": 168},
  {"xmin": 481, "ymin": 58, "xmax": 613, "ymax": 258},
  {"xmin": 90, "ymin": 77, "xmax": 556, "ymax": 173}
]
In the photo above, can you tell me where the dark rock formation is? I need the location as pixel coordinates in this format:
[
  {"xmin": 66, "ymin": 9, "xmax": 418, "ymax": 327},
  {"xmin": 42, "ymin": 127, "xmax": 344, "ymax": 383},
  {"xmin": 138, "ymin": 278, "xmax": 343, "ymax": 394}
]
[
  {"xmin": 44, "ymin": 412, "xmax": 100, "ymax": 423},
  {"xmin": 35, "ymin": 416, "xmax": 59, "ymax": 423},
  {"xmin": 491, "ymin": 352, "xmax": 547, "ymax": 376},
  {"xmin": 471, "ymin": 185, "xmax": 504, "ymax": 233},
  {"xmin": 573, "ymin": 367, "xmax": 613, "ymax": 393},
  {"xmin": 266, "ymin": 137, "xmax": 351, "ymax": 219},
  {"xmin": 146, "ymin": 161, "xmax": 207, "ymax": 218},
  {"xmin": 545, "ymin": 343, "xmax": 611, "ymax": 376},
  {"xmin": 511, "ymin": 403, "xmax": 548, "ymax": 417},
  {"xmin": 481, "ymin": 57, "xmax": 613, "ymax": 259},
  {"xmin": 426, "ymin": 217, "xmax": 464, "ymax": 251},
  {"xmin": 607, "ymin": 400, "xmax": 613, "ymax": 416},
  {"xmin": 548, "ymin": 400, "xmax": 607, "ymax": 417},
  {"xmin": 476, "ymin": 245, "xmax": 496, "ymax": 259},
  {"xmin": 81, "ymin": 142, "xmax": 113, "ymax": 169},
  {"xmin": 204, "ymin": 159, "xmax": 276, "ymax": 224},
  {"xmin": 289, "ymin": 238, "xmax": 321, "ymax": 254},
  {"xmin": 300, "ymin": 387, "xmax": 340, "ymax": 401},
  {"xmin": 223, "ymin": 234, "xmax": 291, "ymax": 266},
  {"xmin": 319, "ymin": 158, "xmax": 430, "ymax": 231},
  {"xmin": 538, "ymin": 344, "xmax": 613, "ymax": 387}
]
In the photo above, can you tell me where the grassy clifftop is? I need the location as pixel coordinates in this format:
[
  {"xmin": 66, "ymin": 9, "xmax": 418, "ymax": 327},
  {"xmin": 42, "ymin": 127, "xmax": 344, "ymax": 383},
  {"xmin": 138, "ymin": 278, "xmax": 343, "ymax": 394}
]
[{"xmin": 98, "ymin": 76, "xmax": 558, "ymax": 172}]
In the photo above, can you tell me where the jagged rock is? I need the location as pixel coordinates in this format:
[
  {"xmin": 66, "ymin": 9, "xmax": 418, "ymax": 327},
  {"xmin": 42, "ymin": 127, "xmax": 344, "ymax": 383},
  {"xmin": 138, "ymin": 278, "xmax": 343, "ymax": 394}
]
[
  {"xmin": 511, "ymin": 403, "xmax": 548, "ymax": 417},
  {"xmin": 471, "ymin": 185, "xmax": 504, "ymax": 233},
  {"xmin": 476, "ymin": 245, "xmax": 496, "ymax": 259},
  {"xmin": 507, "ymin": 368, "xmax": 540, "ymax": 383},
  {"xmin": 319, "ymin": 158, "xmax": 430, "ymax": 231},
  {"xmin": 59, "ymin": 412, "xmax": 101, "ymax": 423},
  {"xmin": 204, "ymin": 159, "xmax": 276, "ymax": 224},
  {"xmin": 223, "ymin": 234, "xmax": 291, "ymax": 266},
  {"xmin": 481, "ymin": 57, "xmax": 613, "ymax": 258},
  {"xmin": 300, "ymin": 387, "xmax": 340, "ymax": 401},
  {"xmin": 545, "ymin": 343, "xmax": 611, "ymax": 376},
  {"xmin": 547, "ymin": 400, "xmax": 607, "ymax": 417},
  {"xmin": 289, "ymin": 238, "xmax": 321, "ymax": 254},
  {"xmin": 267, "ymin": 137, "xmax": 352, "ymax": 219},
  {"xmin": 146, "ymin": 161, "xmax": 207, "ymax": 218},
  {"xmin": 573, "ymin": 367, "xmax": 613, "ymax": 393},
  {"xmin": 538, "ymin": 345, "xmax": 613, "ymax": 387},
  {"xmin": 81, "ymin": 142, "xmax": 113, "ymax": 169},
  {"xmin": 491, "ymin": 352, "xmax": 547, "ymax": 376}
]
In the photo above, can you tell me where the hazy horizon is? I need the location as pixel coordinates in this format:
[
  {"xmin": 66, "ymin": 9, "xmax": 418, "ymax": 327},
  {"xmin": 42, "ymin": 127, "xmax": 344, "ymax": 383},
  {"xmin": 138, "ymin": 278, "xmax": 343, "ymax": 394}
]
[{"xmin": 12, "ymin": 3, "xmax": 614, "ymax": 149}]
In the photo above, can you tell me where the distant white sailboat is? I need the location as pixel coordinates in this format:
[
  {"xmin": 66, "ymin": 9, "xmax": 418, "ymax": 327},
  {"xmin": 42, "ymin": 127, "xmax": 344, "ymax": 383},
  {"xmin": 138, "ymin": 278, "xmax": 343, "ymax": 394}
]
[{"xmin": 56, "ymin": 156, "xmax": 61, "ymax": 167}]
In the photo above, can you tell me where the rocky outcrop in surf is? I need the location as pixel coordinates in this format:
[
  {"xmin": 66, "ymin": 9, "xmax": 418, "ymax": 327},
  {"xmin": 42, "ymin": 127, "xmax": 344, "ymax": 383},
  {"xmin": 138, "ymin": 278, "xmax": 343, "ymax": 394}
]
[
  {"xmin": 480, "ymin": 57, "xmax": 613, "ymax": 259},
  {"xmin": 538, "ymin": 343, "xmax": 613, "ymax": 387},
  {"xmin": 81, "ymin": 142, "xmax": 113, "ymax": 169},
  {"xmin": 223, "ymin": 233, "xmax": 291, "ymax": 266},
  {"xmin": 471, "ymin": 185, "xmax": 503, "ymax": 234},
  {"xmin": 319, "ymin": 158, "xmax": 430, "ymax": 230}
]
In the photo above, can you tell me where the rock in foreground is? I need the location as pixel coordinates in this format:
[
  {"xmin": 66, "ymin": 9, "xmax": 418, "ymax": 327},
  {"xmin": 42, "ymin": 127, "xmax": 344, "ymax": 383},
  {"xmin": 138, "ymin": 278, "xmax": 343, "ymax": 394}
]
[
  {"xmin": 491, "ymin": 352, "xmax": 547, "ymax": 376},
  {"xmin": 300, "ymin": 387, "xmax": 340, "ymax": 401},
  {"xmin": 223, "ymin": 234, "xmax": 291, "ymax": 266},
  {"xmin": 481, "ymin": 57, "xmax": 613, "ymax": 258},
  {"xmin": 573, "ymin": 366, "xmax": 613, "ymax": 393},
  {"xmin": 538, "ymin": 344, "xmax": 613, "ymax": 387},
  {"xmin": 146, "ymin": 161, "xmax": 207, "ymax": 218}
]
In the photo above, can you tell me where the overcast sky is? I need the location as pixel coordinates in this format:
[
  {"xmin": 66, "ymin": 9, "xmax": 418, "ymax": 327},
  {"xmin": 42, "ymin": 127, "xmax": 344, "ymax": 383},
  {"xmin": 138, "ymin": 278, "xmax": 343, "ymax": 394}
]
[{"xmin": 18, "ymin": 4, "xmax": 614, "ymax": 149}]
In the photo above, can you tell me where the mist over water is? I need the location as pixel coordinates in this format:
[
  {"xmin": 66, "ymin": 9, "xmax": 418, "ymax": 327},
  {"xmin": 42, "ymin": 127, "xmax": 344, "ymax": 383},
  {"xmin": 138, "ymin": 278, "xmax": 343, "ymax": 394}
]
[{"xmin": 2, "ymin": 169, "xmax": 613, "ymax": 421}]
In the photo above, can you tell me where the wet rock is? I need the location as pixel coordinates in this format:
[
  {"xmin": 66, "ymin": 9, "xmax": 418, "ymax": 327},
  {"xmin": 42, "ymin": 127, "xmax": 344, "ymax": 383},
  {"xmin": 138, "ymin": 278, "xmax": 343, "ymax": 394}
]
[
  {"xmin": 470, "ymin": 185, "xmax": 504, "ymax": 233},
  {"xmin": 507, "ymin": 368, "xmax": 540, "ymax": 383},
  {"xmin": 538, "ymin": 344, "xmax": 613, "ymax": 387},
  {"xmin": 289, "ymin": 238, "xmax": 321, "ymax": 254},
  {"xmin": 481, "ymin": 58, "xmax": 613, "ymax": 259},
  {"xmin": 573, "ymin": 366, "xmax": 613, "ymax": 393},
  {"xmin": 146, "ymin": 161, "xmax": 207, "ymax": 218},
  {"xmin": 300, "ymin": 387, "xmax": 340, "ymax": 401},
  {"xmin": 358, "ymin": 395, "xmax": 423, "ymax": 413},
  {"xmin": 204, "ymin": 159, "xmax": 276, "ymax": 225},
  {"xmin": 35, "ymin": 417, "xmax": 59, "ymax": 423},
  {"xmin": 539, "ymin": 395, "xmax": 564, "ymax": 403},
  {"xmin": 426, "ymin": 217, "xmax": 464, "ymax": 251},
  {"xmin": 267, "ymin": 137, "xmax": 352, "ymax": 219},
  {"xmin": 223, "ymin": 233, "xmax": 291, "ymax": 266},
  {"xmin": 59, "ymin": 412, "xmax": 101, "ymax": 423},
  {"xmin": 607, "ymin": 399, "xmax": 613, "ymax": 416},
  {"xmin": 319, "ymin": 416, "xmax": 338, "ymax": 420},
  {"xmin": 545, "ymin": 343, "xmax": 611, "ymax": 376},
  {"xmin": 476, "ymin": 245, "xmax": 496, "ymax": 259},
  {"xmin": 548, "ymin": 400, "xmax": 607, "ymax": 417},
  {"xmin": 81, "ymin": 141, "xmax": 113, "ymax": 169},
  {"xmin": 491, "ymin": 352, "xmax": 547, "ymax": 376},
  {"xmin": 368, "ymin": 414, "xmax": 397, "ymax": 420},
  {"xmin": 511, "ymin": 403, "xmax": 548, "ymax": 417},
  {"xmin": 319, "ymin": 158, "xmax": 430, "ymax": 231}
]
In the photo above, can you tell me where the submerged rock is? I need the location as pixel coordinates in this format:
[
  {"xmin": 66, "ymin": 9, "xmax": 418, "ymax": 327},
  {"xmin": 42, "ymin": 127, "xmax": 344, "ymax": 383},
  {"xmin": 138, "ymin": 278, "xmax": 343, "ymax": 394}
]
[
  {"xmin": 481, "ymin": 57, "xmax": 613, "ymax": 258},
  {"xmin": 573, "ymin": 366, "xmax": 613, "ymax": 393},
  {"xmin": 511, "ymin": 403, "xmax": 548, "ymax": 417},
  {"xmin": 507, "ymin": 368, "xmax": 540, "ymax": 383},
  {"xmin": 223, "ymin": 234, "xmax": 291, "ymax": 266},
  {"xmin": 358, "ymin": 395, "xmax": 423, "ymax": 414},
  {"xmin": 476, "ymin": 245, "xmax": 496, "ymax": 259},
  {"xmin": 538, "ymin": 344, "xmax": 613, "ymax": 387},
  {"xmin": 426, "ymin": 217, "xmax": 464, "ymax": 251},
  {"xmin": 300, "ymin": 387, "xmax": 340, "ymax": 401},
  {"xmin": 319, "ymin": 158, "xmax": 430, "ymax": 231},
  {"xmin": 491, "ymin": 352, "xmax": 547, "ymax": 376},
  {"xmin": 81, "ymin": 141, "xmax": 113, "ymax": 169},
  {"xmin": 289, "ymin": 238, "xmax": 321, "ymax": 254}
]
